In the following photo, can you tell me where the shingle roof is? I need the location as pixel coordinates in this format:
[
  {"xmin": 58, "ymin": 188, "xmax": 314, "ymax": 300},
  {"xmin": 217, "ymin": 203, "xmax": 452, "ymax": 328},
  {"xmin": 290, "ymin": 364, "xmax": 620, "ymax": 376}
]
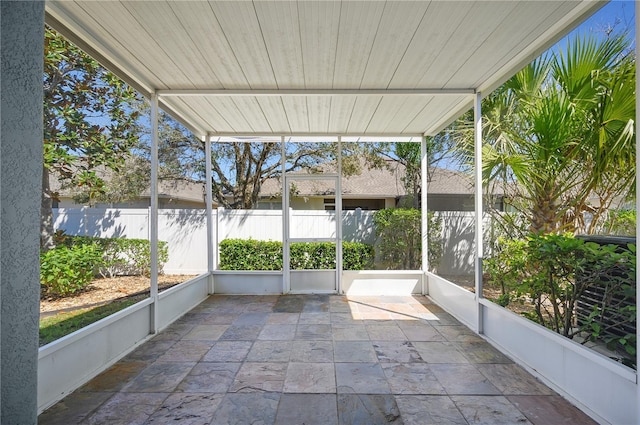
[{"xmin": 259, "ymin": 161, "xmax": 494, "ymax": 199}]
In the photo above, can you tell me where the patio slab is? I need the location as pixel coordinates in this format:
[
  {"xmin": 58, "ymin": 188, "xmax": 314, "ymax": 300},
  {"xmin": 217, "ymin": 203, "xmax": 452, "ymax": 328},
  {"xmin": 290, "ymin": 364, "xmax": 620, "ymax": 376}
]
[{"xmin": 38, "ymin": 294, "xmax": 598, "ymax": 425}]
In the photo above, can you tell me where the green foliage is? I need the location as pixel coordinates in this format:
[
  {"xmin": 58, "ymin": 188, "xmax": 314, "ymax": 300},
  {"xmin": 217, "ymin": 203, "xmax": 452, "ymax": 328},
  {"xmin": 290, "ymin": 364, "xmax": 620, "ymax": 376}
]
[
  {"xmin": 601, "ymin": 209, "xmax": 636, "ymax": 236},
  {"xmin": 342, "ymin": 241, "xmax": 375, "ymax": 270},
  {"xmin": 484, "ymin": 237, "xmax": 528, "ymax": 300},
  {"xmin": 219, "ymin": 239, "xmax": 283, "ymax": 271},
  {"xmin": 40, "ymin": 243, "xmax": 103, "ymax": 296},
  {"xmin": 486, "ymin": 233, "xmax": 636, "ymax": 368},
  {"xmin": 218, "ymin": 239, "xmax": 373, "ymax": 271},
  {"xmin": 372, "ymin": 208, "xmax": 442, "ymax": 271},
  {"xmin": 42, "ymin": 27, "xmax": 142, "ymax": 249},
  {"xmin": 451, "ymin": 33, "xmax": 635, "ymax": 234},
  {"xmin": 66, "ymin": 236, "xmax": 169, "ymax": 277}
]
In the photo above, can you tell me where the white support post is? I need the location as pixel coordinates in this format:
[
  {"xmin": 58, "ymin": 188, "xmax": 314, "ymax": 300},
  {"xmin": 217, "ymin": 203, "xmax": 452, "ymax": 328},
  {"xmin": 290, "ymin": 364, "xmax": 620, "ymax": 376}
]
[
  {"xmin": 149, "ymin": 93, "xmax": 159, "ymax": 333},
  {"xmin": 281, "ymin": 137, "xmax": 289, "ymax": 294},
  {"xmin": 205, "ymin": 134, "xmax": 214, "ymax": 294},
  {"xmin": 336, "ymin": 137, "xmax": 343, "ymax": 294},
  {"xmin": 474, "ymin": 91, "xmax": 484, "ymax": 334},
  {"xmin": 635, "ymin": 4, "xmax": 640, "ymax": 400},
  {"xmin": 216, "ymin": 206, "xmax": 223, "ymax": 270},
  {"xmin": 421, "ymin": 136, "xmax": 429, "ymax": 295}
]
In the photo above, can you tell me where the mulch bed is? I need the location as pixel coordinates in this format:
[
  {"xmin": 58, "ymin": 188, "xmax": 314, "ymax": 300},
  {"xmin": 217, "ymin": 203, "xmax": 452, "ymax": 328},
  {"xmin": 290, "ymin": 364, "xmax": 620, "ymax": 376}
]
[{"xmin": 40, "ymin": 275, "xmax": 197, "ymax": 315}]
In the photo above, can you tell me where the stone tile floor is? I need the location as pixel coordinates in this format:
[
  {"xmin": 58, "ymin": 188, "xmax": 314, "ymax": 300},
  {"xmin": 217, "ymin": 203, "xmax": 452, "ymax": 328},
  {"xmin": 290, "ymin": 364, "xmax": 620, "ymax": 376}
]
[{"xmin": 39, "ymin": 295, "xmax": 598, "ymax": 425}]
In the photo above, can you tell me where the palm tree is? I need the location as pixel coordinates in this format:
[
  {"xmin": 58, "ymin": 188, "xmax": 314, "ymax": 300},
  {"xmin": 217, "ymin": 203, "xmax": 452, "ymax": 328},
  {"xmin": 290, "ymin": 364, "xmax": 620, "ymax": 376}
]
[{"xmin": 455, "ymin": 33, "xmax": 635, "ymax": 235}]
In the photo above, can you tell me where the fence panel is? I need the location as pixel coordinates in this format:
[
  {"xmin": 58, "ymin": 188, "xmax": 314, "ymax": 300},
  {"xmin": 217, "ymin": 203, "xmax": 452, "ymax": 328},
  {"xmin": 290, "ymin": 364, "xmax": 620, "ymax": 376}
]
[{"xmin": 54, "ymin": 208, "xmax": 481, "ymax": 275}]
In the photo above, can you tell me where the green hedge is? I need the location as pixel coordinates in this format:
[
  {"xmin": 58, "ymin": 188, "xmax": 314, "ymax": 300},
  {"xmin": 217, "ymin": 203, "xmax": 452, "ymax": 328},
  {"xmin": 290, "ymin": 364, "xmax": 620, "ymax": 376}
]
[
  {"xmin": 67, "ymin": 236, "xmax": 169, "ymax": 277},
  {"xmin": 42, "ymin": 235, "xmax": 170, "ymax": 297},
  {"xmin": 218, "ymin": 239, "xmax": 373, "ymax": 271}
]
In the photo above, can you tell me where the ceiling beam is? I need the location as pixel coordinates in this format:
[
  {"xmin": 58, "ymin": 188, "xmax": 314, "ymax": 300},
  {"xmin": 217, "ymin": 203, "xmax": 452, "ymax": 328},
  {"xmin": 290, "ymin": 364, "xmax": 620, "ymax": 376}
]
[
  {"xmin": 208, "ymin": 132, "xmax": 424, "ymax": 139},
  {"xmin": 157, "ymin": 89, "xmax": 476, "ymax": 97}
]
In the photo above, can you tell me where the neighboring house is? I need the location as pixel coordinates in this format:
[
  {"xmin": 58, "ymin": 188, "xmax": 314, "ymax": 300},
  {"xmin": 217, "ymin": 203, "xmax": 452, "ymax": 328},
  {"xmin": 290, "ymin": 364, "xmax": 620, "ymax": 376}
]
[
  {"xmin": 51, "ymin": 173, "xmax": 209, "ymax": 209},
  {"xmin": 256, "ymin": 160, "xmax": 506, "ymax": 212},
  {"xmin": 52, "ymin": 161, "xmax": 505, "ymax": 211}
]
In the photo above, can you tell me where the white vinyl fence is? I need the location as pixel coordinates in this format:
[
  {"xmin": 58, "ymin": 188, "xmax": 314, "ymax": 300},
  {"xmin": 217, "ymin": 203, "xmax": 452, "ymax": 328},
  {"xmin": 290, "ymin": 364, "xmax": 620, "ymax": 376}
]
[{"xmin": 53, "ymin": 208, "xmax": 478, "ymax": 275}]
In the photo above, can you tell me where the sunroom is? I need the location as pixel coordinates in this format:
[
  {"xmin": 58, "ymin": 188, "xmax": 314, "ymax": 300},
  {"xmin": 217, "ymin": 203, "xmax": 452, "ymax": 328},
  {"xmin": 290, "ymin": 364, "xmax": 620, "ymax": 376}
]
[{"xmin": 1, "ymin": 1, "xmax": 637, "ymax": 424}]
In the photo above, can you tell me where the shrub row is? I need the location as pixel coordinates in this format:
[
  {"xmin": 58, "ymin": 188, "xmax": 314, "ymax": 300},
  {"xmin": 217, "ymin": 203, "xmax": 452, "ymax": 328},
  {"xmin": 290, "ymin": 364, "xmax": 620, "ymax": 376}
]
[
  {"xmin": 218, "ymin": 239, "xmax": 373, "ymax": 271},
  {"xmin": 41, "ymin": 235, "xmax": 168, "ymax": 296},
  {"xmin": 66, "ymin": 236, "xmax": 169, "ymax": 278}
]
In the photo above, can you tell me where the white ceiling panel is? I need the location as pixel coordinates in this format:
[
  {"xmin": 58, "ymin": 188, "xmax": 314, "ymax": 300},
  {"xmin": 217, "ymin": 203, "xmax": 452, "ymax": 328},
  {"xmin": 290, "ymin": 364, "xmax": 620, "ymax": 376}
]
[
  {"xmin": 282, "ymin": 97, "xmax": 311, "ymax": 133},
  {"xmin": 167, "ymin": 1, "xmax": 248, "ymax": 89},
  {"xmin": 298, "ymin": 1, "xmax": 341, "ymax": 89},
  {"xmin": 307, "ymin": 97, "xmax": 333, "ymax": 134},
  {"xmin": 346, "ymin": 96, "xmax": 384, "ymax": 134},
  {"xmin": 328, "ymin": 97, "xmax": 358, "ymax": 134},
  {"xmin": 256, "ymin": 97, "xmax": 292, "ymax": 134},
  {"xmin": 45, "ymin": 0, "xmax": 606, "ymax": 138}
]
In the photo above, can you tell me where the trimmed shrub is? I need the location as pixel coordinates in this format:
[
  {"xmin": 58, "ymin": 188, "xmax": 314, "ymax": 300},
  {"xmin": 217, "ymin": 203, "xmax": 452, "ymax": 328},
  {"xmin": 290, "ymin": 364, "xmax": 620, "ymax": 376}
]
[
  {"xmin": 373, "ymin": 208, "xmax": 442, "ymax": 271},
  {"xmin": 218, "ymin": 239, "xmax": 373, "ymax": 271},
  {"xmin": 40, "ymin": 243, "xmax": 103, "ymax": 296},
  {"xmin": 219, "ymin": 239, "xmax": 283, "ymax": 271},
  {"xmin": 64, "ymin": 236, "xmax": 169, "ymax": 277}
]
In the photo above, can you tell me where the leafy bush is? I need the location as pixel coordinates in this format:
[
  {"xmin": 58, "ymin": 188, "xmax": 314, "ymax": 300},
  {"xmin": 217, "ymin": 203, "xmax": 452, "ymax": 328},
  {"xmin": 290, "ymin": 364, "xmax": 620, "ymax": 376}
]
[
  {"xmin": 601, "ymin": 209, "xmax": 636, "ymax": 236},
  {"xmin": 486, "ymin": 233, "xmax": 636, "ymax": 368},
  {"xmin": 343, "ymin": 241, "xmax": 375, "ymax": 270},
  {"xmin": 373, "ymin": 208, "xmax": 442, "ymax": 271},
  {"xmin": 219, "ymin": 239, "xmax": 283, "ymax": 271},
  {"xmin": 218, "ymin": 239, "xmax": 373, "ymax": 271},
  {"xmin": 484, "ymin": 237, "xmax": 528, "ymax": 298},
  {"xmin": 62, "ymin": 235, "xmax": 169, "ymax": 277},
  {"xmin": 40, "ymin": 243, "xmax": 103, "ymax": 296}
]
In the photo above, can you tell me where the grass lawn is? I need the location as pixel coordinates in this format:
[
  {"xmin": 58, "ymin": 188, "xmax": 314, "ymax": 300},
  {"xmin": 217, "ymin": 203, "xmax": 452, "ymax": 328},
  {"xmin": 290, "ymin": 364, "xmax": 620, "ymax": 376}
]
[{"xmin": 39, "ymin": 296, "xmax": 143, "ymax": 346}]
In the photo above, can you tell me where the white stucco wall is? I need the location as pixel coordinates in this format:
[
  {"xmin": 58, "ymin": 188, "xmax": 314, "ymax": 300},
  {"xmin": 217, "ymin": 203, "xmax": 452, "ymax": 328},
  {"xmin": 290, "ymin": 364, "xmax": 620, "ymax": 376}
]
[{"xmin": 1, "ymin": 2, "xmax": 45, "ymax": 423}]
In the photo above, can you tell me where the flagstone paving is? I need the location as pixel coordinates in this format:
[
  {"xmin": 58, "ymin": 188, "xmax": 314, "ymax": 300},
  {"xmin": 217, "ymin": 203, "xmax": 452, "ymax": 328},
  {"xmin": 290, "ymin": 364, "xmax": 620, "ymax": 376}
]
[{"xmin": 38, "ymin": 294, "xmax": 598, "ymax": 425}]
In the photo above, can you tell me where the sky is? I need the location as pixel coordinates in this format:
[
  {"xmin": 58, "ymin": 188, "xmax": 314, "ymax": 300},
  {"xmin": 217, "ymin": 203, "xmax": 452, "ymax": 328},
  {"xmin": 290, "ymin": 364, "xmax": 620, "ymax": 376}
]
[{"xmin": 565, "ymin": 0, "xmax": 635, "ymax": 45}]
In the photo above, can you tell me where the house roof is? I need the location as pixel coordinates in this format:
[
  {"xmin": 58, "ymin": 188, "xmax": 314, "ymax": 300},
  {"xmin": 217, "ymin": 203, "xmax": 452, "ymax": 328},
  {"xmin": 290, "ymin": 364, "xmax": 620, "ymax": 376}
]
[
  {"xmin": 44, "ymin": 1, "xmax": 604, "ymax": 139},
  {"xmin": 51, "ymin": 170, "xmax": 206, "ymax": 204},
  {"xmin": 259, "ymin": 161, "xmax": 499, "ymax": 199}
]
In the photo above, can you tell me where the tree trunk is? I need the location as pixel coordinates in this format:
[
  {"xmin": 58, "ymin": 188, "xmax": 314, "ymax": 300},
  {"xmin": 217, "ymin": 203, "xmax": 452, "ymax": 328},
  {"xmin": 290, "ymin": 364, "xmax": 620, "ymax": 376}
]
[{"xmin": 40, "ymin": 166, "xmax": 55, "ymax": 251}]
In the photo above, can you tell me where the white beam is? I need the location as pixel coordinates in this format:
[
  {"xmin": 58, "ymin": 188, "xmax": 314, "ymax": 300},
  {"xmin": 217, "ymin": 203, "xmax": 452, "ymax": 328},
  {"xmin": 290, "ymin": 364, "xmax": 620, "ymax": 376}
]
[
  {"xmin": 336, "ymin": 137, "xmax": 343, "ymax": 294},
  {"xmin": 205, "ymin": 134, "xmax": 214, "ymax": 294},
  {"xmin": 635, "ymin": 0, "xmax": 640, "ymax": 400},
  {"xmin": 149, "ymin": 92, "xmax": 159, "ymax": 333},
  {"xmin": 209, "ymin": 132, "xmax": 425, "ymax": 138},
  {"xmin": 474, "ymin": 91, "xmax": 484, "ymax": 335},
  {"xmin": 157, "ymin": 88, "xmax": 476, "ymax": 97},
  {"xmin": 281, "ymin": 136, "xmax": 290, "ymax": 294},
  {"xmin": 421, "ymin": 136, "xmax": 429, "ymax": 277}
]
